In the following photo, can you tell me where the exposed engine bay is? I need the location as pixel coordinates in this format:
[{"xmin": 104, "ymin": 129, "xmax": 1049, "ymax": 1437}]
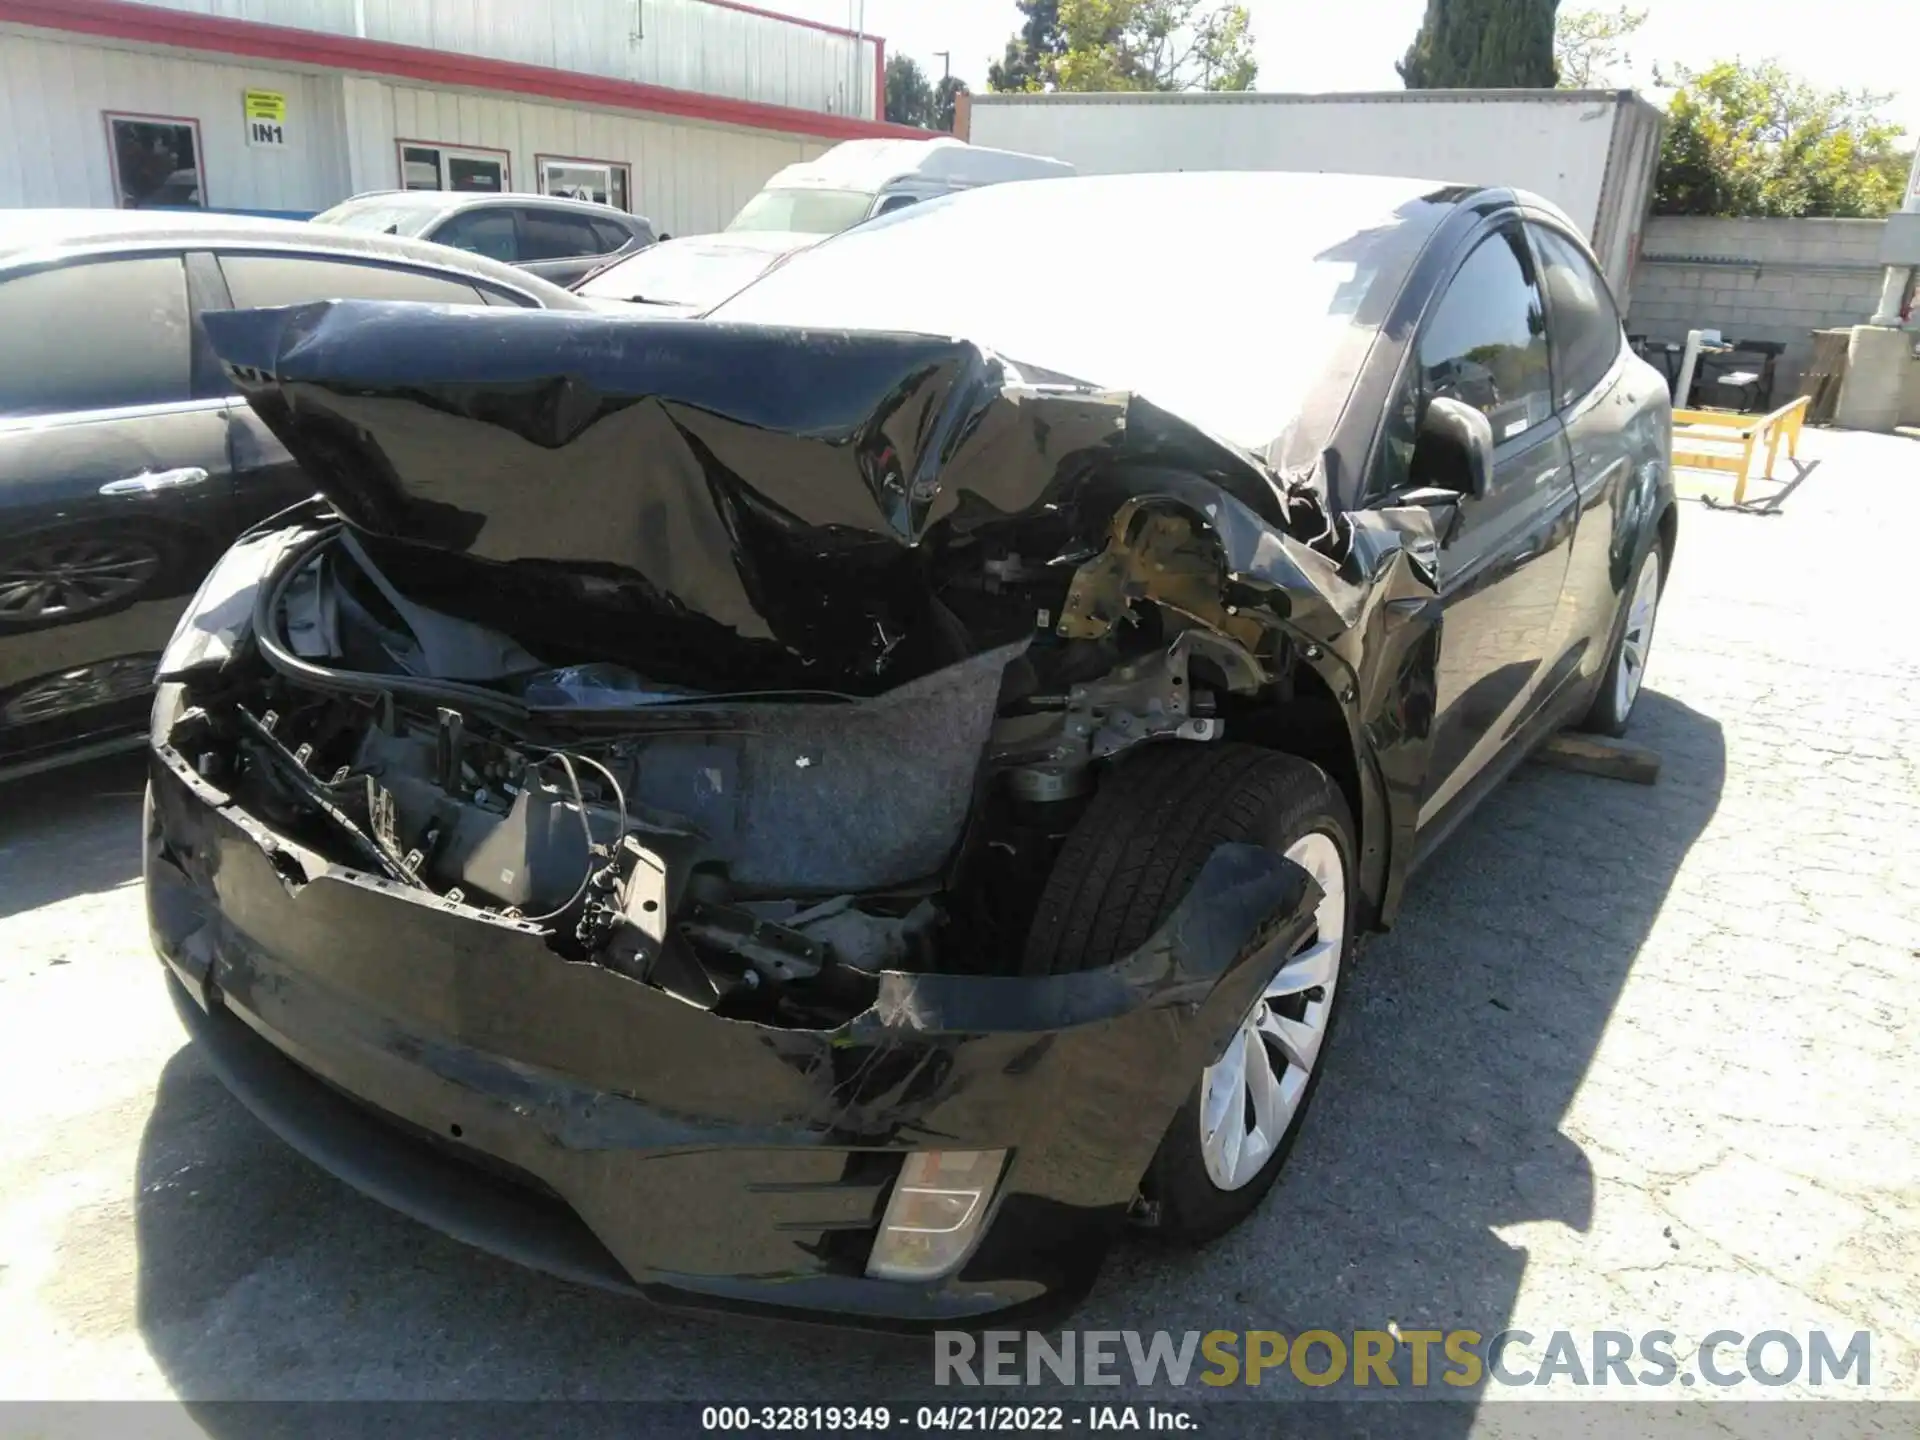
[
  {"xmin": 162, "ymin": 300, "xmax": 1442, "ymax": 1031},
  {"xmin": 163, "ymin": 518, "xmax": 1287, "ymax": 1029}
]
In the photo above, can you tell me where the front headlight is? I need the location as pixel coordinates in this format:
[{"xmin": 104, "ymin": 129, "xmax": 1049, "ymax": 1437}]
[
  {"xmin": 864, "ymin": 1149, "xmax": 1007, "ymax": 1283},
  {"xmin": 157, "ymin": 524, "xmax": 304, "ymax": 678}
]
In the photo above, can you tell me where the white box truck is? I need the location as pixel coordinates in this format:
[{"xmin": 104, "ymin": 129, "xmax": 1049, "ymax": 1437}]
[{"xmin": 965, "ymin": 89, "xmax": 1664, "ymax": 305}]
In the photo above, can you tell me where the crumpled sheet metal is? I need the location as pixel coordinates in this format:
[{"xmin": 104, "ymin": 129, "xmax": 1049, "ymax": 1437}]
[
  {"xmin": 156, "ymin": 523, "xmax": 304, "ymax": 676},
  {"xmin": 151, "ymin": 745, "xmax": 1317, "ymax": 1211},
  {"xmin": 204, "ymin": 300, "xmax": 1445, "ymax": 913},
  {"xmin": 202, "ymin": 301, "xmax": 1352, "ymax": 695}
]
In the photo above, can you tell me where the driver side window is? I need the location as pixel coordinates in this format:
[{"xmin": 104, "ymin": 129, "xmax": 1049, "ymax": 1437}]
[
  {"xmin": 1419, "ymin": 227, "xmax": 1552, "ymax": 443},
  {"xmin": 1372, "ymin": 224, "xmax": 1552, "ymax": 497}
]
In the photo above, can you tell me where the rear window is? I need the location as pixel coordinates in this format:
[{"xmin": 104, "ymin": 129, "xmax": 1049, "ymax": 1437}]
[
  {"xmin": 218, "ymin": 255, "xmax": 491, "ymax": 309},
  {"xmin": 0, "ymin": 256, "xmax": 191, "ymax": 416},
  {"xmin": 519, "ymin": 210, "xmax": 608, "ymax": 261},
  {"xmin": 1529, "ymin": 223, "xmax": 1624, "ymax": 408},
  {"xmin": 590, "ymin": 218, "xmax": 638, "ymax": 252},
  {"xmin": 432, "ymin": 210, "xmax": 518, "ymax": 264}
]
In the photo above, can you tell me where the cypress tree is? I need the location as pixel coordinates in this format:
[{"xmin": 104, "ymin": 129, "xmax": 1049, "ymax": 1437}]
[{"xmin": 1398, "ymin": 0, "xmax": 1561, "ymax": 89}]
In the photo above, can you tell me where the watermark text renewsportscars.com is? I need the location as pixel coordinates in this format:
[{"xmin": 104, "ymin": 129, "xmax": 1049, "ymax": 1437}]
[{"xmin": 934, "ymin": 1329, "xmax": 1872, "ymax": 1390}]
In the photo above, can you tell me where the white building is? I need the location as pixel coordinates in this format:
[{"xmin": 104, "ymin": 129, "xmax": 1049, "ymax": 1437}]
[{"xmin": 0, "ymin": 0, "xmax": 918, "ymax": 236}]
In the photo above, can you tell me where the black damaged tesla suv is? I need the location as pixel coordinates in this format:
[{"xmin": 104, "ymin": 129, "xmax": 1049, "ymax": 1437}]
[
  {"xmin": 0, "ymin": 211, "xmax": 587, "ymax": 782},
  {"xmin": 146, "ymin": 172, "xmax": 1675, "ymax": 1326}
]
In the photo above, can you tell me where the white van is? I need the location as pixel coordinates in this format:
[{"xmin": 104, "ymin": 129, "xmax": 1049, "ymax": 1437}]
[
  {"xmin": 577, "ymin": 137, "xmax": 1074, "ymax": 315},
  {"xmin": 724, "ymin": 137, "xmax": 1076, "ymax": 236}
]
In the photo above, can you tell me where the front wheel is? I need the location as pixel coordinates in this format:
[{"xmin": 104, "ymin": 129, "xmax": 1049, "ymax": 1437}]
[
  {"xmin": 1022, "ymin": 743, "xmax": 1356, "ymax": 1242},
  {"xmin": 1581, "ymin": 545, "xmax": 1662, "ymax": 737}
]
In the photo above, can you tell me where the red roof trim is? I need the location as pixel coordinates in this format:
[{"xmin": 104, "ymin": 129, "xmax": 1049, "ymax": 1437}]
[{"xmin": 0, "ymin": 0, "xmax": 921, "ymax": 144}]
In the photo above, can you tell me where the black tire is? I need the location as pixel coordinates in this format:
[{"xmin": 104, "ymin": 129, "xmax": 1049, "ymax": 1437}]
[
  {"xmin": 1022, "ymin": 742, "xmax": 1356, "ymax": 1242},
  {"xmin": 1579, "ymin": 543, "xmax": 1664, "ymax": 738}
]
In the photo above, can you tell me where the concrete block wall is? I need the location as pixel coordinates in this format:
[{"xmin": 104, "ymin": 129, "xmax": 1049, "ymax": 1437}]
[{"xmin": 1625, "ymin": 216, "xmax": 1892, "ymax": 400}]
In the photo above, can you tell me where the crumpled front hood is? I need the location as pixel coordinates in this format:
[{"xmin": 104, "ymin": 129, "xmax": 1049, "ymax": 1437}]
[{"xmin": 202, "ymin": 300, "xmax": 1347, "ymax": 694}]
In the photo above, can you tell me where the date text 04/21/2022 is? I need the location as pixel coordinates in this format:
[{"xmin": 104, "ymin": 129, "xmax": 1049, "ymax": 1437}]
[{"xmin": 699, "ymin": 1406, "xmax": 1196, "ymax": 1431}]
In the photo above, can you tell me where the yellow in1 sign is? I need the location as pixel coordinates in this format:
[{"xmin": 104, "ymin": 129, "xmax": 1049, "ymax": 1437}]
[{"xmin": 244, "ymin": 89, "xmax": 288, "ymax": 148}]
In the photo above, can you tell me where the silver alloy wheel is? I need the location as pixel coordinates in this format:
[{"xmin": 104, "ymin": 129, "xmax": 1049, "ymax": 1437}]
[
  {"xmin": 1198, "ymin": 829, "xmax": 1345, "ymax": 1191},
  {"xmin": 0, "ymin": 537, "xmax": 162, "ymax": 623},
  {"xmin": 1614, "ymin": 549, "xmax": 1662, "ymax": 720},
  {"xmin": 2, "ymin": 655, "xmax": 161, "ymax": 724}
]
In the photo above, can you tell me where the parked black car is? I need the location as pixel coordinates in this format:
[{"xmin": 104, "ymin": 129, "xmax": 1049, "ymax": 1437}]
[
  {"xmin": 0, "ymin": 211, "xmax": 589, "ymax": 781},
  {"xmin": 311, "ymin": 191, "xmax": 657, "ymax": 287},
  {"xmin": 149, "ymin": 172, "xmax": 1674, "ymax": 1327}
]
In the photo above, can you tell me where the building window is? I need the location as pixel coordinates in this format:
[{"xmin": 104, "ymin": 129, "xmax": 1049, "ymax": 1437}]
[
  {"xmin": 537, "ymin": 156, "xmax": 630, "ymax": 211},
  {"xmin": 396, "ymin": 141, "xmax": 510, "ymax": 194},
  {"xmin": 105, "ymin": 114, "xmax": 204, "ymax": 209}
]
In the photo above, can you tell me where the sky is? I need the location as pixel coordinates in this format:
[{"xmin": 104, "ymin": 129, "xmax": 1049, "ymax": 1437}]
[{"xmin": 772, "ymin": 0, "xmax": 1920, "ymax": 135}]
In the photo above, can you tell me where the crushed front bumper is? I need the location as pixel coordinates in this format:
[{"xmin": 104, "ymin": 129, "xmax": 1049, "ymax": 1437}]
[{"xmin": 146, "ymin": 746, "xmax": 1317, "ymax": 1328}]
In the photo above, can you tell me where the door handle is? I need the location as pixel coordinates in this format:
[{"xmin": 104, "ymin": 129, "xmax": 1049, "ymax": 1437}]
[{"xmin": 99, "ymin": 466, "xmax": 210, "ymax": 496}]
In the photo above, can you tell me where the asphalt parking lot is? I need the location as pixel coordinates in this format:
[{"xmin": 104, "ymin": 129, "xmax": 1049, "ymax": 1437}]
[{"xmin": 1, "ymin": 428, "xmax": 1915, "ymax": 1426}]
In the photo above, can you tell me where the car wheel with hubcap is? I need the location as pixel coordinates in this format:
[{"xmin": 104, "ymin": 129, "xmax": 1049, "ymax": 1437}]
[
  {"xmin": 0, "ymin": 533, "xmax": 166, "ymax": 626},
  {"xmin": 1581, "ymin": 545, "xmax": 1663, "ymax": 737},
  {"xmin": 1, "ymin": 653, "xmax": 162, "ymax": 725},
  {"xmin": 1023, "ymin": 742, "xmax": 1356, "ymax": 1242},
  {"xmin": 1195, "ymin": 828, "xmax": 1343, "ymax": 1193}
]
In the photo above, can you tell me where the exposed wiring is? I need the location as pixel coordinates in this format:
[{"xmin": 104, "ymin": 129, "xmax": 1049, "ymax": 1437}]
[
  {"xmin": 564, "ymin": 749, "xmax": 630, "ymax": 841},
  {"xmin": 514, "ymin": 751, "xmax": 612, "ymax": 924}
]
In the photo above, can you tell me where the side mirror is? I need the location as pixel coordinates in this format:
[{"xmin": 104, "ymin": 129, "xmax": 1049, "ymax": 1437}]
[{"xmin": 1412, "ymin": 396, "xmax": 1494, "ymax": 499}]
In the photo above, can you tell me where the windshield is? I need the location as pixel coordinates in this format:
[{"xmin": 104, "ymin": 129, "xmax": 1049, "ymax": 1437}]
[
  {"xmin": 311, "ymin": 199, "xmax": 438, "ymax": 237},
  {"xmin": 576, "ymin": 242, "xmax": 793, "ymax": 308},
  {"xmin": 710, "ymin": 173, "xmax": 1446, "ymax": 460},
  {"xmin": 725, "ymin": 187, "xmax": 876, "ymax": 236}
]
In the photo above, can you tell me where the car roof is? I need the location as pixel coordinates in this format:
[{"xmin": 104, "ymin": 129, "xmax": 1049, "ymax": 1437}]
[
  {"xmin": 0, "ymin": 208, "xmax": 592, "ymax": 307},
  {"xmin": 765, "ymin": 137, "xmax": 1075, "ymax": 191},
  {"xmin": 328, "ymin": 190, "xmax": 648, "ymax": 222}
]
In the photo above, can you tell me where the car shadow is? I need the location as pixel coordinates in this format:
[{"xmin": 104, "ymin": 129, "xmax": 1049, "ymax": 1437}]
[
  {"xmin": 0, "ymin": 752, "xmax": 147, "ymax": 921},
  {"xmin": 130, "ymin": 689, "xmax": 1724, "ymax": 1429}
]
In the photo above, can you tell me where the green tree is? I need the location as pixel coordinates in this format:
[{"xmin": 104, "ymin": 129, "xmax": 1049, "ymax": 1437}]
[
  {"xmin": 988, "ymin": 0, "xmax": 1064, "ymax": 92},
  {"xmin": 1398, "ymin": 0, "xmax": 1561, "ymax": 89},
  {"xmin": 933, "ymin": 75, "xmax": 970, "ymax": 133},
  {"xmin": 885, "ymin": 53, "xmax": 935, "ymax": 127},
  {"xmin": 1554, "ymin": 4, "xmax": 1645, "ymax": 89},
  {"xmin": 1654, "ymin": 61, "xmax": 1912, "ymax": 218},
  {"xmin": 993, "ymin": 0, "xmax": 1256, "ymax": 93}
]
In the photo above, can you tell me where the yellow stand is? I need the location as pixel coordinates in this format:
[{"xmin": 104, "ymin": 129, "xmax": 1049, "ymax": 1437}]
[{"xmin": 1671, "ymin": 396, "xmax": 1810, "ymax": 505}]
